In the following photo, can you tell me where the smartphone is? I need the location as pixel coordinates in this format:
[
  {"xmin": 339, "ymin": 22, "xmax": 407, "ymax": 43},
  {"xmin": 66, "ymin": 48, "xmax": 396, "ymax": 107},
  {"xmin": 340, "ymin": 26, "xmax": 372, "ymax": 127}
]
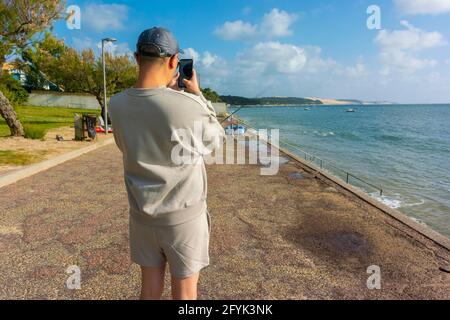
[{"xmin": 178, "ymin": 59, "xmax": 193, "ymax": 88}]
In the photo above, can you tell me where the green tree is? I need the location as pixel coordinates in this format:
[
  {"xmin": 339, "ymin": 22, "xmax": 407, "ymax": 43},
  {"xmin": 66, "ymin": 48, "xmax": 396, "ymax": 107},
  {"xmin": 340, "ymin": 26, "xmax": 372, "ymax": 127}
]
[
  {"xmin": 0, "ymin": 73, "xmax": 29, "ymax": 105},
  {"xmin": 24, "ymin": 33, "xmax": 137, "ymax": 122},
  {"xmin": 201, "ymin": 88, "xmax": 222, "ymax": 103},
  {"xmin": 21, "ymin": 32, "xmax": 66, "ymax": 91},
  {"xmin": 0, "ymin": 0, "xmax": 64, "ymax": 136}
]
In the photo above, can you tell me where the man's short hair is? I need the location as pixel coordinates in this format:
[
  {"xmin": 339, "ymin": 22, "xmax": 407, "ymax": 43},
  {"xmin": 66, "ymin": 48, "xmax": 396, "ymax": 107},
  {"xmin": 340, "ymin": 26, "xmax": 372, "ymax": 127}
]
[{"xmin": 136, "ymin": 44, "xmax": 169, "ymax": 64}]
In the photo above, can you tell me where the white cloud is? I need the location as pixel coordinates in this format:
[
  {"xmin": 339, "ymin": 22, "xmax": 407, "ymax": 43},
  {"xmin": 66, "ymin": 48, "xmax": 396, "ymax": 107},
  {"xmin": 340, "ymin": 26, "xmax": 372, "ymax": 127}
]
[
  {"xmin": 72, "ymin": 37, "xmax": 95, "ymax": 51},
  {"xmin": 344, "ymin": 58, "xmax": 368, "ymax": 78},
  {"xmin": 84, "ymin": 4, "xmax": 129, "ymax": 31},
  {"xmin": 180, "ymin": 48, "xmax": 196, "ymax": 60},
  {"xmin": 375, "ymin": 21, "xmax": 446, "ymax": 74},
  {"xmin": 202, "ymin": 52, "xmax": 221, "ymax": 68},
  {"xmin": 97, "ymin": 41, "xmax": 132, "ymax": 57},
  {"xmin": 182, "ymin": 48, "xmax": 200, "ymax": 62},
  {"xmin": 260, "ymin": 9, "xmax": 298, "ymax": 37},
  {"xmin": 183, "ymin": 41, "xmax": 359, "ymax": 98},
  {"xmin": 181, "ymin": 48, "xmax": 229, "ymax": 88},
  {"xmin": 426, "ymin": 71, "xmax": 441, "ymax": 82},
  {"xmin": 230, "ymin": 43, "xmax": 372, "ymax": 98},
  {"xmin": 378, "ymin": 50, "xmax": 437, "ymax": 75},
  {"xmin": 301, "ymin": 46, "xmax": 338, "ymax": 74},
  {"xmin": 240, "ymin": 42, "xmax": 307, "ymax": 74},
  {"xmin": 395, "ymin": 0, "xmax": 450, "ymax": 15},
  {"xmin": 214, "ymin": 8, "xmax": 298, "ymax": 41},
  {"xmin": 376, "ymin": 21, "xmax": 446, "ymax": 51},
  {"xmin": 182, "ymin": 36, "xmax": 450, "ymax": 103},
  {"xmin": 72, "ymin": 37, "xmax": 132, "ymax": 57},
  {"xmin": 214, "ymin": 21, "xmax": 258, "ymax": 40}
]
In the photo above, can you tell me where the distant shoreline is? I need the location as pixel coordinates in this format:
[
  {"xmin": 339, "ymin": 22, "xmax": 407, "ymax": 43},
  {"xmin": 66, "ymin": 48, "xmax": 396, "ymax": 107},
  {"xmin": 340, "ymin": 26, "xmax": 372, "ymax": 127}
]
[
  {"xmin": 227, "ymin": 103, "xmax": 450, "ymax": 107},
  {"xmin": 219, "ymin": 95, "xmax": 397, "ymax": 106}
]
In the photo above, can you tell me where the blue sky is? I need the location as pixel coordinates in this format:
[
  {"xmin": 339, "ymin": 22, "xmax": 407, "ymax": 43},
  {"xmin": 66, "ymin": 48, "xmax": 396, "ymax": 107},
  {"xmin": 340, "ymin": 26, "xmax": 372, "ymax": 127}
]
[{"xmin": 53, "ymin": 0, "xmax": 450, "ymax": 103}]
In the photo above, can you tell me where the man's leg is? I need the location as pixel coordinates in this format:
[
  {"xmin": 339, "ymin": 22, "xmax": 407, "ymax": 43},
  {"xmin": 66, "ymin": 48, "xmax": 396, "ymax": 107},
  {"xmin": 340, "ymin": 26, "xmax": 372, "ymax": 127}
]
[
  {"xmin": 171, "ymin": 272, "xmax": 200, "ymax": 300},
  {"xmin": 140, "ymin": 264, "xmax": 166, "ymax": 300}
]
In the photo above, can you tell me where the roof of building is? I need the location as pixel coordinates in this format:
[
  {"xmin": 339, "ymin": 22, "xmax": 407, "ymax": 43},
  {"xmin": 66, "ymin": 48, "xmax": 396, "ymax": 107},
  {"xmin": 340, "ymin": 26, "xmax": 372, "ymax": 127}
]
[{"xmin": 2, "ymin": 62, "xmax": 17, "ymax": 71}]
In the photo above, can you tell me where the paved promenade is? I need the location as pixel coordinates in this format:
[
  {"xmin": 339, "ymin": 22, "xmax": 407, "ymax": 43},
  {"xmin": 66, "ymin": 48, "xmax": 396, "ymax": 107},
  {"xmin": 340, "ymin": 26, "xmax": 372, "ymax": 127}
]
[{"xmin": 0, "ymin": 143, "xmax": 449, "ymax": 299}]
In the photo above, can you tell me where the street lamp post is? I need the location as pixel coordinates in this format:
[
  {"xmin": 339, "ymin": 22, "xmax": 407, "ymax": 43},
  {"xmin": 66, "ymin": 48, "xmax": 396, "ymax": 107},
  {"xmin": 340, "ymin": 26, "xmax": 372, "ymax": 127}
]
[{"xmin": 101, "ymin": 37, "xmax": 117, "ymax": 134}]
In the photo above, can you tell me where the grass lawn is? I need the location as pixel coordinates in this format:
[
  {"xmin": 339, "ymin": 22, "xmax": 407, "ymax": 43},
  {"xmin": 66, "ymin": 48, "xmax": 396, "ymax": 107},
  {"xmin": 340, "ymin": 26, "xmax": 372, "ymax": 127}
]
[
  {"xmin": 0, "ymin": 150, "xmax": 48, "ymax": 166},
  {"xmin": 0, "ymin": 105, "xmax": 100, "ymax": 137}
]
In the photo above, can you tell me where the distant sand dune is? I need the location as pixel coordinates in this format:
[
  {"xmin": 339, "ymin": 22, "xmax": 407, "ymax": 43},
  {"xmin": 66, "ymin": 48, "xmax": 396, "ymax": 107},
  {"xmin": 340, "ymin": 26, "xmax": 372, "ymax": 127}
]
[{"xmin": 307, "ymin": 97, "xmax": 358, "ymax": 105}]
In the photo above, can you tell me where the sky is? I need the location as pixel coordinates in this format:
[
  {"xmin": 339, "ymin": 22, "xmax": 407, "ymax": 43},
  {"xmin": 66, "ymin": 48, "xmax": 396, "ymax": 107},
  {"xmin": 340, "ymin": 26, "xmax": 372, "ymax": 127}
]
[{"xmin": 53, "ymin": 0, "xmax": 450, "ymax": 103}]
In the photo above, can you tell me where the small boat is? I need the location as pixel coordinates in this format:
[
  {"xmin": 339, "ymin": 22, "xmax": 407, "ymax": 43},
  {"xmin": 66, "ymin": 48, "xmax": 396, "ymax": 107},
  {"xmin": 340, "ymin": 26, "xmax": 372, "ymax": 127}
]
[
  {"xmin": 304, "ymin": 107, "xmax": 311, "ymax": 111},
  {"xmin": 346, "ymin": 108, "xmax": 356, "ymax": 113}
]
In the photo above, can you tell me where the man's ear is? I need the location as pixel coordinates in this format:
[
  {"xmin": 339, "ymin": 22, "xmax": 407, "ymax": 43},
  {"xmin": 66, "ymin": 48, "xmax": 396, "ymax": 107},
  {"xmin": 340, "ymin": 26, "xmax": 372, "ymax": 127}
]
[{"xmin": 169, "ymin": 53, "xmax": 179, "ymax": 69}]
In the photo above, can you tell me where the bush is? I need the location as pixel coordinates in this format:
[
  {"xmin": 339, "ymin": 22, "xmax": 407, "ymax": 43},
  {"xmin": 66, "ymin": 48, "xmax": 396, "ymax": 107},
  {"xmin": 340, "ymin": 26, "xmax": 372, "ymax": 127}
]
[
  {"xmin": 0, "ymin": 73, "xmax": 29, "ymax": 106},
  {"xmin": 23, "ymin": 125, "xmax": 47, "ymax": 140},
  {"xmin": 201, "ymin": 88, "xmax": 222, "ymax": 103}
]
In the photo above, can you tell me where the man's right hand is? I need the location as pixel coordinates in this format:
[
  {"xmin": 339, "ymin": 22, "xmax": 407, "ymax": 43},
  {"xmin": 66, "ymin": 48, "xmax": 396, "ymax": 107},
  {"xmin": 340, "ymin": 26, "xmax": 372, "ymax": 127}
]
[
  {"xmin": 183, "ymin": 69, "xmax": 202, "ymax": 96},
  {"xmin": 168, "ymin": 69, "xmax": 202, "ymax": 97}
]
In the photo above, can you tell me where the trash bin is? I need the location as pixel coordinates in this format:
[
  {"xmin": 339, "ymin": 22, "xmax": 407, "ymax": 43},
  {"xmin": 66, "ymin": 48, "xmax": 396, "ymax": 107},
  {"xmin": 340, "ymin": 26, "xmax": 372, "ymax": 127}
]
[
  {"xmin": 74, "ymin": 113, "xmax": 98, "ymax": 141},
  {"xmin": 74, "ymin": 114, "xmax": 83, "ymax": 141},
  {"xmin": 84, "ymin": 114, "xmax": 97, "ymax": 139}
]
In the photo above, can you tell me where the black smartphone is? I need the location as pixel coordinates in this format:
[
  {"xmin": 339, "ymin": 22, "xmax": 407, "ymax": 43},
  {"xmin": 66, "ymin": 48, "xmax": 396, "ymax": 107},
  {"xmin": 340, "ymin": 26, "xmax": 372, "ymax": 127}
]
[{"xmin": 178, "ymin": 59, "xmax": 193, "ymax": 88}]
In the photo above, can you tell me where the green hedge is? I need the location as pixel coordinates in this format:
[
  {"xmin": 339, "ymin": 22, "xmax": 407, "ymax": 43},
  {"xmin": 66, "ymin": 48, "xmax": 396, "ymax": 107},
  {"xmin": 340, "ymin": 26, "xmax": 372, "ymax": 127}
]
[{"xmin": 23, "ymin": 125, "xmax": 47, "ymax": 140}]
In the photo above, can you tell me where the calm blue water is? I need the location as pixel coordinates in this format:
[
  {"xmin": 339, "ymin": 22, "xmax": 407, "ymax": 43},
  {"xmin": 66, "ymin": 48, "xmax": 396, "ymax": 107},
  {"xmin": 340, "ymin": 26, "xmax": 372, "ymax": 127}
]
[{"xmin": 235, "ymin": 105, "xmax": 450, "ymax": 238}]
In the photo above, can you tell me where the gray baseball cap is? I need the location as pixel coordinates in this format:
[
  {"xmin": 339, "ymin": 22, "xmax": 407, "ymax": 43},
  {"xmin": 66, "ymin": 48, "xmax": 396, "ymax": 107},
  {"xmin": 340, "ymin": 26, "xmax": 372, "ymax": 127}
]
[{"xmin": 136, "ymin": 27, "xmax": 182, "ymax": 58}]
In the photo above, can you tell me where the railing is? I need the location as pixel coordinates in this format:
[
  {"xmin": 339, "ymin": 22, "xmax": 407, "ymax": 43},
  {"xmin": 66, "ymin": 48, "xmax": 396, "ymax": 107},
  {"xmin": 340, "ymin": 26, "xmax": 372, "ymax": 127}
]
[{"xmin": 234, "ymin": 117, "xmax": 384, "ymax": 197}]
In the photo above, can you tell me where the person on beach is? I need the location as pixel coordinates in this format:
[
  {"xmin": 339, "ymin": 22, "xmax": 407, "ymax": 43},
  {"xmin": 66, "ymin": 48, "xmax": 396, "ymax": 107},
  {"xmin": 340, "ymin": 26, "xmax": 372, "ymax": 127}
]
[{"xmin": 109, "ymin": 27, "xmax": 225, "ymax": 300}]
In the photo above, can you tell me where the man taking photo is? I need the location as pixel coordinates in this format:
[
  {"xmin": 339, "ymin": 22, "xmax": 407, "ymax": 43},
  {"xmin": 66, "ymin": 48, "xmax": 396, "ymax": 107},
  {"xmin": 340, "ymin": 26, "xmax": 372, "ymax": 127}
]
[{"xmin": 109, "ymin": 27, "xmax": 225, "ymax": 300}]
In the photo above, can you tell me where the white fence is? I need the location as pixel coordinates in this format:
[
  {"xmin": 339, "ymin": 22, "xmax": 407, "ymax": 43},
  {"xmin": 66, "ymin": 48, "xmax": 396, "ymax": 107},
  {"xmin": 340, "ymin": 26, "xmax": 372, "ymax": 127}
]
[
  {"xmin": 26, "ymin": 92, "xmax": 228, "ymax": 114},
  {"xmin": 26, "ymin": 92, "xmax": 101, "ymax": 110}
]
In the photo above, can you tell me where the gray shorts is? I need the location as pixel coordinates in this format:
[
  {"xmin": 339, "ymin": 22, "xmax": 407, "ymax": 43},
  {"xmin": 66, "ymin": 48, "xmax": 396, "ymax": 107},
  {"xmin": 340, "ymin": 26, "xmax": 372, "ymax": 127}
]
[{"xmin": 129, "ymin": 209, "xmax": 211, "ymax": 279}]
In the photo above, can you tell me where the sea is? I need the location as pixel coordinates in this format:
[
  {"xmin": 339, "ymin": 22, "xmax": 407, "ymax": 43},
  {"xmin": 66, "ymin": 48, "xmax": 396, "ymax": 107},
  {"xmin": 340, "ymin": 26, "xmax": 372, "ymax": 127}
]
[{"xmin": 234, "ymin": 104, "xmax": 450, "ymax": 238}]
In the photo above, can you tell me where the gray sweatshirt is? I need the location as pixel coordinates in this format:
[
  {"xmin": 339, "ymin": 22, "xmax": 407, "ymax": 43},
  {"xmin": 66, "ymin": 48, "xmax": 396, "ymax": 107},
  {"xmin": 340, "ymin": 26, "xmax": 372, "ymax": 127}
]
[{"xmin": 109, "ymin": 87, "xmax": 225, "ymax": 226}]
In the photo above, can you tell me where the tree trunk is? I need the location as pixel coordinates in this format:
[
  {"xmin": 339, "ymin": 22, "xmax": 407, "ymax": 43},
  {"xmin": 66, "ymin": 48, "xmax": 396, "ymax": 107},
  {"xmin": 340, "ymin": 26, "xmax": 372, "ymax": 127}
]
[
  {"xmin": 0, "ymin": 90, "xmax": 25, "ymax": 136},
  {"xmin": 96, "ymin": 94, "xmax": 111, "ymax": 125}
]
